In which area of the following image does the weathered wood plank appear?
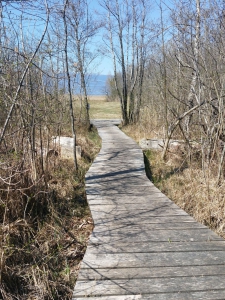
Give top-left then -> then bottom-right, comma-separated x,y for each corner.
87,194 -> 172,205
80,250 -> 225,269
86,192 -> 168,203
77,264 -> 225,280
88,201 -> 183,212
85,168 -> 144,174
87,240 -> 225,253
86,186 -> 160,195
89,164 -> 145,169
92,215 -> 196,226
86,184 -> 157,192
73,290 -> 225,300
90,210 -> 191,225
92,222 -> 205,231
90,203 -> 186,213
73,296 -> 143,300
91,214 -> 195,228
73,276 -> 225,296
89,228 -> 221,244
86,165 -> 144,171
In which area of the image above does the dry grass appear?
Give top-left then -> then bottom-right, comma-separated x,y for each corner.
121,108 -> 165,142
122,124 -> 156,142
0,126 -> 101,300
144,149 -> 225,239
88,95 -> 106,101
89,99 -> 121,120
164,168 -> 225,237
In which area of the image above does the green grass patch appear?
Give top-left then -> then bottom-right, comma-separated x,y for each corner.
89,99 -> 121,119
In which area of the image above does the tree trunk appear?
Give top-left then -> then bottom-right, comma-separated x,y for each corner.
63,0 -> 78,171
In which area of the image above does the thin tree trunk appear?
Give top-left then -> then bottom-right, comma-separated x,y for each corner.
162,100 -> 206,160
160,0 -> 168,138
63,0 -> 78,171
185,0 -> 201,136
107,9 -> 124,122
76,37 -> 90,127
116,0 -> 128,124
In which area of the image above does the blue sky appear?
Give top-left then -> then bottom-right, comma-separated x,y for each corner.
89,0 -> 173,75
1,0 -> 173,75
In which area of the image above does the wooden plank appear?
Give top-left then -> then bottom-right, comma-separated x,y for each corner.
91,215 -> 203,227
80,251 -> 225,269
89,161 -> 143,166
86,192 -> 166,202
86,192 -> 166,201
73,275 -> 225,296
89,230 -> 220,244
95,152 -> 143,157
86,184 -> 157,194
73,290 -> 225,300
93,152 -> 143,158
90,210 -> 190,222
92,222 -> 205,232
90,119 -> 122,124
87,194 -> 171,205
88,166 -> 145,172
91,225 -> 211,235
86,180 -> 153,188
86,180 -> 146,186
88,201 -> 182,212
85,175 -> 153,183
87,240 -> 225,253
89,159 -> 143,165
77,264 -> 225,280
89,228 -> 220,244
85,174 -> 146,182
92,161 -> 143,165
85,170 -> 144,179
90,202 -> 189,213
85,172 -> 147,184
73,296 -> 142,300
85,172 -> 146,179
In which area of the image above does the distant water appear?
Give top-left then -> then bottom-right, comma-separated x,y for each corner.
69,74 -> 111,96
86,74 -> 110,96
55,73 -> 111,96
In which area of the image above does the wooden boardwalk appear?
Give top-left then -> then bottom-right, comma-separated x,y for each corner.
73,120 -> 225,299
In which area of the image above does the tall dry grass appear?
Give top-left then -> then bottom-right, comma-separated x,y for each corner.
144,149 -> 225,238
122,107 -> 164,141
0,126 -> 101,300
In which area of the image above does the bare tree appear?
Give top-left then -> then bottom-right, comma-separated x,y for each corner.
63,0 -> 78,170
101,0 -> 148,125
66,0 -> 100,127
0,0 -> 50,149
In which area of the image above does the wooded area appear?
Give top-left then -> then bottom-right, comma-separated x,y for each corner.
1,0 -> 225,187
105,0 -> 225,183
0,1 -> 100,298
1,0 -> 225,298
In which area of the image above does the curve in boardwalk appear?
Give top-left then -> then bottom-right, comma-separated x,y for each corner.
73,120 -> 225,300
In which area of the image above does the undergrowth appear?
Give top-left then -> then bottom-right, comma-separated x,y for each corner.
144,149 -> 225,239
0,126 -> 101,300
